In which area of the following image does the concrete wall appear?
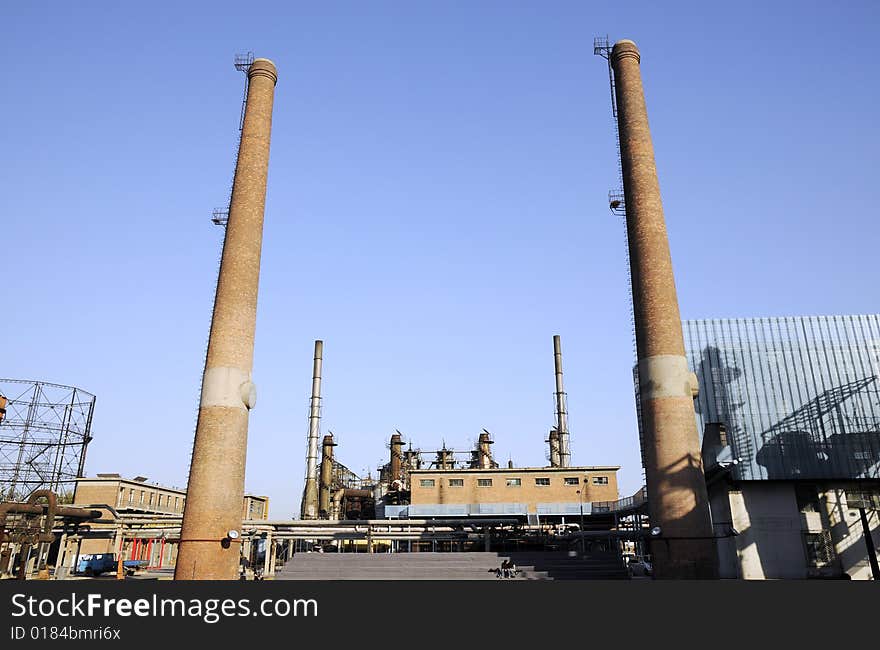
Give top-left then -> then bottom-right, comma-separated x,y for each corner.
410,467 -> 619,512
825,487 -> 880,580
707,481 -> 740,578
728,483 -> 806,579
709,480 -> 880,580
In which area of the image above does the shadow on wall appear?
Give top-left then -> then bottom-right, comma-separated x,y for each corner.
696,345 -> 880,481
645,451 -> 718,578
757,431 -> 880,480
694,346 -> 746,454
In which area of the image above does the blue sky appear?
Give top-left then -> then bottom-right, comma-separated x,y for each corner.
2,1 -> 878,517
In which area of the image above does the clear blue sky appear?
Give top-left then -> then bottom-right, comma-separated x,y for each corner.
2,1 -> 878,517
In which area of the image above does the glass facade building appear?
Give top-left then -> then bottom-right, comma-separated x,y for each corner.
681,315 -> 880,481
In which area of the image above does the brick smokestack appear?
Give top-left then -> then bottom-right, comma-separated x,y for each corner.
548,428 -> 560,467
300,340 -> 323,520
390,432 -> 403,483
319,434 -> 335,517
176,58 -> 278,580
611,40 -> 717,578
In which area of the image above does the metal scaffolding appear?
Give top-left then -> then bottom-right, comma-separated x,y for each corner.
211,51 -> 255,228
0,379 -> 95,502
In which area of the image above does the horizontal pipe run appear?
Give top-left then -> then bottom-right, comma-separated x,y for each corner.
243,518 -> 520,527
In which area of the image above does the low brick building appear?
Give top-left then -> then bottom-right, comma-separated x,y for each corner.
70,474 -> 269,565
407,466 -> 619,517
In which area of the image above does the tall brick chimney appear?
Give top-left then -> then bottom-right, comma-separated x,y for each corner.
176,58 -> 278,580
611,40 -> 717,578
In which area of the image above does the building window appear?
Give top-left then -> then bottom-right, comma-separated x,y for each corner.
449,479 -> 464,487
592,476 -> 609,485
477,479 -> 493,487
174,497 -> 180,511
535,478 -> 550,486
419,479 -> 435,488
140,491 -> 145,505
564,477 -> 579,486
846,489 -> 880,510
118,488 -> 124,506
128,489 -> 134,505
506,478 -> 521,487
803,531 -> 836,567
157,495 -> 163,508
148,493 -> 154,506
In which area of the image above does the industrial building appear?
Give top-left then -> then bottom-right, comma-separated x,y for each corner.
684,315 -> 880,579
57,474 -> 269,567
72,474 -> 268,522
406,466 -> 619,518
9,40 -> 876,582
299,335 -> 628,531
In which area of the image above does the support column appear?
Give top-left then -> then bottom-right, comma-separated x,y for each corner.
72,537 -> 82,575
611,39 -> 717,578
176,58 -> 278,580
54,533 -> 68,579
265,532 -> 275,577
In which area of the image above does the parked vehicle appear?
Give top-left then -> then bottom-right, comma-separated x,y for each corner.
76,553 -> 146,577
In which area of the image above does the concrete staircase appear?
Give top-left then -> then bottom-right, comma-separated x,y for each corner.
506,551 -> 629,580
275,551 -> 628,581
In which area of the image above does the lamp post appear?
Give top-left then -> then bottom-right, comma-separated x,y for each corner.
576,490 -> 586,555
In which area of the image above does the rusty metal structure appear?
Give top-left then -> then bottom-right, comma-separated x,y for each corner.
177,56 -> 278,580
596,39 -> 717,578
473,431 -> 498,469
0,489 -> 100,580
0,379 -> 95,503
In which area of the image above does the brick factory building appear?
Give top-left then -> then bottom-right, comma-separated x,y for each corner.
69,474 -> 269,566
405,466 -> 619,518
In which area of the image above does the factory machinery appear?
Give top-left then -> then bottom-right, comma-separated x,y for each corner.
299,334 -> 576,524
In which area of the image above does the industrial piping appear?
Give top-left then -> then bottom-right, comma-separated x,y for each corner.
300,340 -> 324,520
176,57 -> 278,581
553,335 -> 571,467
610,39 -> 717,578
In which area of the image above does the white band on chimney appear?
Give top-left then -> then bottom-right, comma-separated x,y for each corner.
200,366 -> 256,410
638,355 -> 699,400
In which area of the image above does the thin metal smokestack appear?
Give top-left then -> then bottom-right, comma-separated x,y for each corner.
300,340 -> 323,520
553,335 -> 571,467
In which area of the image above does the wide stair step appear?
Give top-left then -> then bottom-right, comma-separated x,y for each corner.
275,552 -> 629,581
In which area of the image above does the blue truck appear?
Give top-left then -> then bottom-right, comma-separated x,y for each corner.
76,554 -> 146,577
